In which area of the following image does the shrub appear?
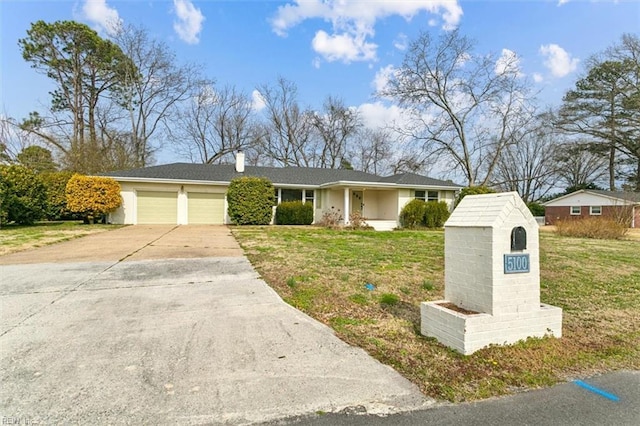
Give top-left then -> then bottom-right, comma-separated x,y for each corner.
399,199 -> 427,229
345,211 -> 373,230
424,201 -> 450,228
527,201 -> 545,217
0,165 -> 47,225
454,186 -> 496,207
317,207 -> 343,228
226,176 -> 275,225
41,171 -> 74,220
555,218 -> 628,240
275,201 -> 313,225
65,174 -> 122,223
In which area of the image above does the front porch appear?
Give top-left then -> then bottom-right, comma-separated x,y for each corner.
321,187 -> 400,229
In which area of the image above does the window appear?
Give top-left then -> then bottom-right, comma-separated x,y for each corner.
281,189 -> 303,202
590,206 -> 602,215
427,191 -> 439,202
415,190 -> 426,201
304,190 -> 314,205
570,206 -> 581,215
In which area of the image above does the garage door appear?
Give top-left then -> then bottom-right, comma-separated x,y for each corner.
137,191 -> 178,224
188,192 -> 225,224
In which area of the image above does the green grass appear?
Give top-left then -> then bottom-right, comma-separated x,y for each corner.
0,221 -> 123,255
232,226 -> 640,402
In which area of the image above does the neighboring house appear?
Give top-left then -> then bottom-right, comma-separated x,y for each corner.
543,190 -> 640,228
103,154 -> 463,230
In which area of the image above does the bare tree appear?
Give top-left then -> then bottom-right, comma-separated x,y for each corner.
553,140 -> 608,190
349,127 -> 392,174
172,82 -> 259,164
311,96 -> 361,168
1,116 -> 34,164
112,23 -> 202,167
257,77 -> 314,167
491,113 -> 559,202
381,29 -> 534,186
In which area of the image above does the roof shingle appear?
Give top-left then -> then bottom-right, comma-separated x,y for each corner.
104,163 -> 463,188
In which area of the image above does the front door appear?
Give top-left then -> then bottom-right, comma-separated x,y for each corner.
351,191 -> 363,215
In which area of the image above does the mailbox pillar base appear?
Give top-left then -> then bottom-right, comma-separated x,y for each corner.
420,301 -> 562,356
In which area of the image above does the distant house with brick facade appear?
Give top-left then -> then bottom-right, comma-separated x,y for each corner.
543,190 -> 640,228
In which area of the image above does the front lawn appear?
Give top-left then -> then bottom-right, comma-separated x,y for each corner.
0,221 -> 123,256
232,226 -> 640,402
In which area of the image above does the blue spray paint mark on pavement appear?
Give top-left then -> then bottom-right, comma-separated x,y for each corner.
573,380 -> 620,402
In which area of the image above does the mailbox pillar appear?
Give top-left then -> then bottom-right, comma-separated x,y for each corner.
421,192 -> 562,355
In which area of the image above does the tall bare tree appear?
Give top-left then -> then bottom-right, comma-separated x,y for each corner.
553,140 -> 608,191
492,112 -> 559,202
112,24 -> 201,167
350,127 -> 392,175
172,82 -> 259,164
381,29 -> 534,186
257,77 -> 314,167
311,96 -> 361,168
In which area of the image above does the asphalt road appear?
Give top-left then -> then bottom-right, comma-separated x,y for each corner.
271,370 -> 640,426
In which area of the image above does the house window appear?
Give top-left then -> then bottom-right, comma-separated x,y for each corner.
427,191 -> 439,202
415,190 -> 426,201
590,206 -> 602,215
570,206 -> 581,215
282,189 -> 303,202
304,190 -> 314,205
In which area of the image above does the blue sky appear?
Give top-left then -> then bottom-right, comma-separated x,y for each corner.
1,0 -> 639,164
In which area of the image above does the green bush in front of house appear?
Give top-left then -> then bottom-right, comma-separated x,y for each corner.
226,176 -> 275,225
399,199 -> 427,229
424,201 -> 450,228
275,201 -> 314,225
400,199 -> 450,229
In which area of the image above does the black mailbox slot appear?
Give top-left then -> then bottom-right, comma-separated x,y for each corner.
511,226 -> 527,251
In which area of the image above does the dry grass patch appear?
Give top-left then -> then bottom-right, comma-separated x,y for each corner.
0,221 -> 123,256
555,218 -> 628,239
232,227 -> 640,402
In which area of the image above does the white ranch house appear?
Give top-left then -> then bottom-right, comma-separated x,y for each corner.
104,154 -> 462,230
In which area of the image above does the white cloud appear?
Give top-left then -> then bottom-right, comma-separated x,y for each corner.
373,64 -> 397,94
533,73 -> 544,83
557,0 -> 570,6
271,1 -> 463,64
539,44 -> 579,78
81,0 -> 122,35
495,48 -> 523,77
173,0 -> 205,45
394,33 -> 408,51
251,90 -> 266,111
312,30 -> 377,63
358,101 -> 408,129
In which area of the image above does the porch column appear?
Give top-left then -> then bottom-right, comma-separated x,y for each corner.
344,187 -> 350,225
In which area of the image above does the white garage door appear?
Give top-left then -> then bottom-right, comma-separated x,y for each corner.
137,191 -> 178,224
188,192 -> 225,224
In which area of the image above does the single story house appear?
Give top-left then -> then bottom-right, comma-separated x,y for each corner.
543,189 -> 640,228
104,153 -> 463,230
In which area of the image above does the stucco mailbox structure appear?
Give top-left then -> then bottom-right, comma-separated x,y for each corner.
421,192 -> 562,355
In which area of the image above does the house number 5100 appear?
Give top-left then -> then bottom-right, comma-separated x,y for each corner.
504,254 -> 530,274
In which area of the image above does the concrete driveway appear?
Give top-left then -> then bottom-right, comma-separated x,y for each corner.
0,226 -> 430,424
